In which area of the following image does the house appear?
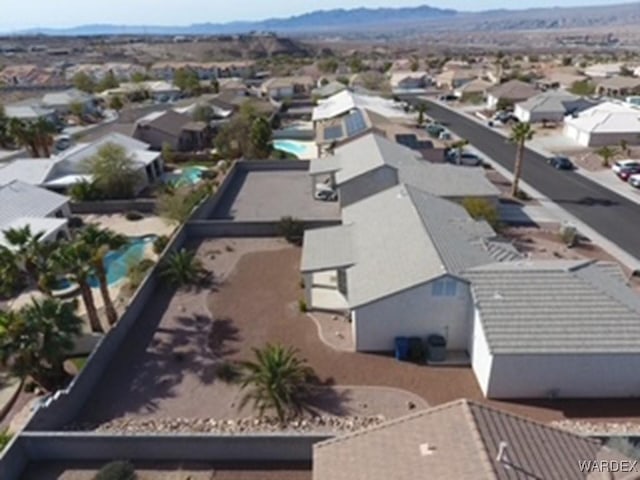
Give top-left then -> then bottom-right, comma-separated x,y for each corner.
311,80 -> 347,99
537,70 -> 588,90
3,101 -> 58,123
312,90 -> 408,124
133,110 -> 210,152
596,76 -> 640,97
514,90 -> 597,123
485,80 -> 538,110
0,181 -> 71,248
309,133 -> 498,208
0,133 -> 163,193
313,399 -> 635,480
41,88 -> 97,115
300,184 -> 517,352
260,76 -> 315,100
435,70 -> 477,90
585,62 -> 623,78
453,78 -> 493,101
466,260 -> 640,398
563,101 -> 640,147
389,71 -> 430,91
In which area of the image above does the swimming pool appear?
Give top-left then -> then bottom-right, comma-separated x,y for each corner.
273,140 -> 309,158
165,166 -> 207,186
55,235 -> 156,289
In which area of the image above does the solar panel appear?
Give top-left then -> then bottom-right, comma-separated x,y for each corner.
344,110 -> 368,137
324,125 -> 344,141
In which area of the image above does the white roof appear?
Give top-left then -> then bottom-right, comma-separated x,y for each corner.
0,159 -> 58,186
4,104 -> 55,120
0,216 -> 68,249
43,174 -> 93,188
42,88 -> 92,107
0,181 -> 69,228
312,90 -> 408,122
564,101 -> 640,134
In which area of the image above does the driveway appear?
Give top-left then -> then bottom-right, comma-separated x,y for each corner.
411,99 -> 640,261
210,169 -> 340,221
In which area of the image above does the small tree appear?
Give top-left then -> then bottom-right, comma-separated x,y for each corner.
569,80 -> 596,96
69,101 -> 85,122
173,68 -> 200,95
161,142 -> 174,164
97,71 -> 119,92
73,72 -> 96,93
596,146 -> 617,167
620,139 -> 631,157
160,249 -> 206,288
249,117 -> 272,159
108,95 -> 124,112
462,197 -> 501,231
417,104 -> 427,127
279,217 -> 304,246
211,78 -> 220,94
86,143 -> 141,199
94,460 -> 137,480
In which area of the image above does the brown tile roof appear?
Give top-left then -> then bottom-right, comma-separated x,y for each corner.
139,110 -> 194,137
487,79 -> 538,100
313,399 -> 634,480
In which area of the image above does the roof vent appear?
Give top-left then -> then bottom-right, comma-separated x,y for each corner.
493,292 -> 503,300
419,443 -> 436,456
496,441 -> 511,468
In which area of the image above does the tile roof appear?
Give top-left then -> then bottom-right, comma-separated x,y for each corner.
487,80 -> 538,100
564,101 -> 640,133
313,399 -> 633,480
517,90 -> 596,114
464,260 -> 640,354
300,224 -> 355,273
312,90 -> 408,122
0,159 -> 58,186
42,88 -> 93,107
0,181 -> 69,227
136,109 -> 194,137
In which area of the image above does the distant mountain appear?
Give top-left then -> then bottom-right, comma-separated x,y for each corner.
9,2 -> 640,37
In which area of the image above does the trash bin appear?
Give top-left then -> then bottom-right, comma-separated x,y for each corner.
408,337 -> 425,362
426,334 -> 447,363
395,337 -> 409,361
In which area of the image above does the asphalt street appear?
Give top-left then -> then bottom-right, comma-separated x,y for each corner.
409,98 -> 640,262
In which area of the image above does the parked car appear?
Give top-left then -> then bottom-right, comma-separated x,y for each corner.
53,135 -> 73,153
612,160 -> 640,181
629,173 -> 640,189
446,150 -> 483,167
426,123 -> 445,138
439,94 -> 458,102
314,184 -> 337,202
547,156 -> 574,170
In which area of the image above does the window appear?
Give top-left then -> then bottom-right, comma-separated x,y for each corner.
432,278 -> 457,297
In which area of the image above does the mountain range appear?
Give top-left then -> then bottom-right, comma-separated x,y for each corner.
8,2 -> 640,36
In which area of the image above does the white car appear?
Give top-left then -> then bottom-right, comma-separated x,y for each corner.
629,173 -> 640,188
612,159 -> 640,178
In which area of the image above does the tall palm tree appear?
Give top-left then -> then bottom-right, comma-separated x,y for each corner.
2,226 -> 47,287
238,344 -> 314,422
0,298 -> 82,391
596,145 -> 617,167
8,118 -> 38,157
32,118 -> 56,157
52,241 -> 103,334
0,246 -> 23,298
508,122 -> 535,197
80,225 -> 127,326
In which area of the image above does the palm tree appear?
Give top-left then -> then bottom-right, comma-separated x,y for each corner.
596,145 -> 617,167
8,118 -> 38,157
238,344 -> 314,422
2,226 -> 47,287
52,241 -> 103,333
0,298 -> 82,391
508,122 -> 535,197
80,225 -> 127,326
32,118 -> 56,157
619,139 -> 631,157
0,246 -> 23,298
417,104 -> 427,127
160,249 -> 205,287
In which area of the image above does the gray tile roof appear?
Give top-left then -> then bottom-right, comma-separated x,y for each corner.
338,184 -> 500,307
0,159 -> 58,186
464,260 -> 640,354
313,399 -> 631,480
487,79 -> 538,100
300,225 -> 354,272
0,180 -> 69,228
322,132 -> 498,198
516,90 -> 596,114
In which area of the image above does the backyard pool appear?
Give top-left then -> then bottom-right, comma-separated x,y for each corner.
272,140 -> 315,159
164,166 -> 208,186
55,235 -> 157,290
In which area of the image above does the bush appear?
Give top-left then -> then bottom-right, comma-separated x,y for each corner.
125,210 -> 144,221
201,169 -> 218,180
279,216 -> 305,245
152,235 -> 170,255
94,460 -> 137,480
67,216 -> 85,229
298,299 -> 308,313
0,429 -> 12,453
461,197 -> 501,231
126,258 -> 156,291
69,180 -> 103,201
560,225 -> 578,248
514,189 -> 531,201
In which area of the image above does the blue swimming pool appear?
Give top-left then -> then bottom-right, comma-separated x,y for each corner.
55,235 -> 156,289
273,140 -> 309,158
165,166 -> 207,186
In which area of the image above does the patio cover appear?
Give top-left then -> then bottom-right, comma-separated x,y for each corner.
301,224 -> 355,273
309,156 -> 342,176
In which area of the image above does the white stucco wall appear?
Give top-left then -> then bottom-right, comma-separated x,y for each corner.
352,276 -> 473,352
516,106 -> 565,123
513,104 -> 531,123
338,166 -> 398,208
470,309 -> 493,396
486,94 -> 499,110
485,353 -> 640,399
564,124 -> 640,148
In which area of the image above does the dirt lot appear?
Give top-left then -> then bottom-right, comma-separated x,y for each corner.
21,462 -> 311,480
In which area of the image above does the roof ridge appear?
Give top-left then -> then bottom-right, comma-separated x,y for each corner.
461,401 -> 499,480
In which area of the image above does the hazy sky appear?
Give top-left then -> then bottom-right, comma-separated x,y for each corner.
1,0 -> 630,30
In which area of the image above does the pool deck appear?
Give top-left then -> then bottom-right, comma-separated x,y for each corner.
274,140 -> 317,160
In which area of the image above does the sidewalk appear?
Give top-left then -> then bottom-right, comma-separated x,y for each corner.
427,99 -> 640,272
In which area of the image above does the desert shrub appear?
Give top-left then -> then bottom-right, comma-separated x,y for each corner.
560,225 -> 578,247
69,180 -> 103,201
461,197 -> 501,231
298,299 -> 308,313
67,216 -> 85,229
0,429 -> 12,453
126,258 -> 156,291
152,235 -> 170,255
514,189 -> 531,201
93,460 -> 137,480
279,216 -> 304,245
201,169 -> 218,180
124,210 -> 144,221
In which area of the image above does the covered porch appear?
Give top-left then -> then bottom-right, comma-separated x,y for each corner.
300,224 -> 353,314
308,156 -> 340,199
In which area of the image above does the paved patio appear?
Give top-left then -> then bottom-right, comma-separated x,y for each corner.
210,169 -> 340,221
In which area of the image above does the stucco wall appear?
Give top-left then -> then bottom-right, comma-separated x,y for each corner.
339,166 -> 398,208
352,276 -> 473,352
470,308 -> 493,396
69,199 -> 157,215
486,353 -> 640,399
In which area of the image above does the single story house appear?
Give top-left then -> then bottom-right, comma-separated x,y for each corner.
102,81 -> 181,103
300,183 -> 518,352
536,71 -> 588,90
309,133 -> 498,207
312,90 -> 408,124
41,88 -> 97,115
311,80 -> 347,99
0,133 -> 163,192
3,102 -> 57,123
486,80 -> 538,110
0,180 -> 71,248
453,78 -> 493,100
563,101 -> 640,147
596,76 -> 640,97
389,71 -> 430,90
585,62 -> 623,78
466,260 -> 640,398
260,76 -> 314,100
313,399 -> 634,480
133,110 -> 211,152
514,90 -> 597,123
435,70 -> 477,90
